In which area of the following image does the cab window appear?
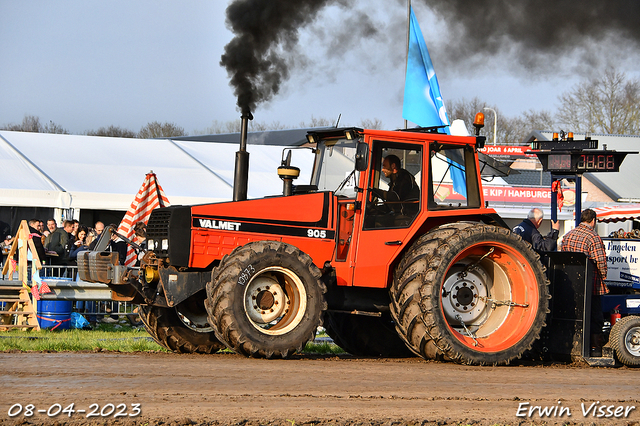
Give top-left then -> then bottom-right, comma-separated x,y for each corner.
363,142 -> 422,229
429,143 -> 480,209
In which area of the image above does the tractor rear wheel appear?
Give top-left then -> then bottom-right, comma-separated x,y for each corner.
139,297 -> 224,354
390,222 -> 550,365
324,311 -> 414,357
610,315 -> 640,367
206,241 -> 327,358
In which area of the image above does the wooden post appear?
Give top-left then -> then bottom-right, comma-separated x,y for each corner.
0,220 -> 41,330
1,220 -> 43,278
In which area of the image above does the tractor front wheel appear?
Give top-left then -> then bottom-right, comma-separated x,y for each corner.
206,241 -> 327,358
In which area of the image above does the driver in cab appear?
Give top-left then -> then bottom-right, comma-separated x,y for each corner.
372,155 -> 420,218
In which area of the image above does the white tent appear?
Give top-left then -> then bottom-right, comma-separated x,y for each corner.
0,131 -> 315,211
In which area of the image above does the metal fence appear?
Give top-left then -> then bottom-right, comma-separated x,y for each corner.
0,263 -> 140,325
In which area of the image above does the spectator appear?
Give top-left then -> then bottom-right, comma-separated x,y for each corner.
71,225 -> 97,326
61,220 -> 76,263
71,219 -> 80,239
108,223 -> 127,265
513,208 -> 560,251
88,221 -> 105,250
43,218 -> 56,238
96,223 -> 126,324
27,219 -> 47,264
0,220 -> 10,242
37,221 -> 46,245
561,208 -> 608,356
69,225 -> 91,262
44,219 -> 69,263
94,221 -> 105,236
1,220 -> 13,273
133,221 -> 147,265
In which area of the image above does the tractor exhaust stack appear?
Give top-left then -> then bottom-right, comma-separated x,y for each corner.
233,112 -> 253,201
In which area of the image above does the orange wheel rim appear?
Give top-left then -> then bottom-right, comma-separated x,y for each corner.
440,241 -> 540,353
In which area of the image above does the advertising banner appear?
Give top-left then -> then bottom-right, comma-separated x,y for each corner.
603,238 -> 640,289
478,145 -> 537,157
434,183 -> 576,205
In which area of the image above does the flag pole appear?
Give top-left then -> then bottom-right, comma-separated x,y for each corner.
404,0 -> 411,129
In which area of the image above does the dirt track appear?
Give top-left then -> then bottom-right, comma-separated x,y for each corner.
0,352 -> 638,426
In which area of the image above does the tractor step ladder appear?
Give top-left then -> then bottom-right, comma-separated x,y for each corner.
0,284 -> 40,330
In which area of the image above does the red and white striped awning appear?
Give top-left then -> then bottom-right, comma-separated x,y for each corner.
594,203 -> 640,223
117,171 -> 170,267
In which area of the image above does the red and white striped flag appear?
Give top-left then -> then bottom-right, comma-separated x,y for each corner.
117,171 -> 170,267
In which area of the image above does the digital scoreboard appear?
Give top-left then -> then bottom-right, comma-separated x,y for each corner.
539,151 -> 629,173
529,135 -> 637,227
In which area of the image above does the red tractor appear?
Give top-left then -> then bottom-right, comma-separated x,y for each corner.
79,122 -> 550,365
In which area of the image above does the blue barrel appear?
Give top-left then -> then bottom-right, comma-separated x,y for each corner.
37,300 -> 73,330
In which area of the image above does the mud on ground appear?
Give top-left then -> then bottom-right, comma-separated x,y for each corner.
0,352 -> 638,426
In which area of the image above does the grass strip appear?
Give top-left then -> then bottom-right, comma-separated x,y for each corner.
0,324 -> 166,352
0,323 -> 345,354
303,340 -> 346,355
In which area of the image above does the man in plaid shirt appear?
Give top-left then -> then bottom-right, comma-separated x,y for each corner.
561,208 -> 609,355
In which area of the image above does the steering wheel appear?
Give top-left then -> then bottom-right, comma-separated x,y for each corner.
367,187 -> 394,216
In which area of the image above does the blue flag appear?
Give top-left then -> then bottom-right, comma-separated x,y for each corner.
403,7 -> 466,196
403,7 -> 449,129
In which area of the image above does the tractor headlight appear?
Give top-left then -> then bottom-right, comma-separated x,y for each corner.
148,240 -> 155,251
161,239 -> 169,250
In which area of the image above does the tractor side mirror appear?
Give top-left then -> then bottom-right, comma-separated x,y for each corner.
355,142 -> 369,171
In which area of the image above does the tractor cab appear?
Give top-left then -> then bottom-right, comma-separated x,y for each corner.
300,127 -> 501,291
305,127 -> 485,213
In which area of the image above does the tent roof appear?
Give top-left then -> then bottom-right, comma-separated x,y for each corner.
171,127 -> 330,146
0,131 -> 315,210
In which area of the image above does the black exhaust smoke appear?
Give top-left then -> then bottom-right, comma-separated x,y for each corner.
220,1 -> 640,116
220,0 -> 640,202
417,0 -> 640,72
220,0 -> 337,115
221,0 -> 338,202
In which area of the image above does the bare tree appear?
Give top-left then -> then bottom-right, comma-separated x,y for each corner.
360,118 -> 383,129
42,120 -> 70,134
447,98 -> 554,144
446,97 -> 503,140
196,116 -> 337,135
197,119 -> 284,134
138,121 -> 186,139
506,110 -> 555,142
250,121 -> 288,131
557,68 -> 640,134
299,116 -> 334,128
2,115 -> 69,134
86,125 -> 137,138
196,120 -> 234,135
7,115 -> 42,132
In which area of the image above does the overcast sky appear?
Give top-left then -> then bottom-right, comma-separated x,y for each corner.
2,1 -> 639,135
